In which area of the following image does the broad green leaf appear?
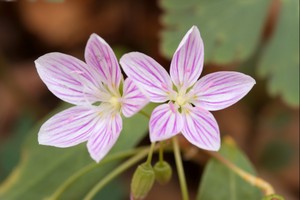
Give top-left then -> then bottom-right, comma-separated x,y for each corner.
197,137 -> 262,200
258,0 -> 299,107
160,0 -> 271,64
93,179 -> 125,200
0,113 -> 35,182
0,103 -> 154,200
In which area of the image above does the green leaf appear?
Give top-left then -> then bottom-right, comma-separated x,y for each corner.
160,0 -> 271,64
0,113 -> 35,182
0,103 -> 154,200
258,0 -> 299,107
197,137 -> 262,200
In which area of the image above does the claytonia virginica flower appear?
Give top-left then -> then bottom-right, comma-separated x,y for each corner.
35,34 -> 148,162
120,26 -> 255,151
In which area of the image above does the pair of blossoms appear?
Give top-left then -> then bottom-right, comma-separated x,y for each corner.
36,26 -> 255,162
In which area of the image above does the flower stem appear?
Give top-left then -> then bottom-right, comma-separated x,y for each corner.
83,146 -> 154,200
139,110 -> 151,119
159,142 -> 164,164
146,142 -> 156,165
48,147 -> 148,200
206,151 -> 275,195
172,137 -> 189,200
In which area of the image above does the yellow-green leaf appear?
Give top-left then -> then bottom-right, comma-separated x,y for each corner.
197,137 -> 262,200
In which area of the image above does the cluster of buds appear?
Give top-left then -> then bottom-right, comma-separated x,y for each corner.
131,160 -> 172,200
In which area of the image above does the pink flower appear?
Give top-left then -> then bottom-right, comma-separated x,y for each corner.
120,26 -> 255,151
35,34 -> 148,162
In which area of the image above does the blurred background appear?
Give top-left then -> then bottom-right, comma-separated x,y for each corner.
0,0 -> 299,200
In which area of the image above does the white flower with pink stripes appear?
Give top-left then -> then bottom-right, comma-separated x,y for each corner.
35,34 -> 148,162
120,26 -> 255,151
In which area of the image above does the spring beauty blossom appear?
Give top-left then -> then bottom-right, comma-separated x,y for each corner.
35,34 -> 148,162
120,26 -> 255,151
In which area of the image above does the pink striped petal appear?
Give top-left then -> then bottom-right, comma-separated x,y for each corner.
38,106 -> 100,148
85,33 -> 122,89
35,53 -> 109,105
149,103 -> 183,142
121,78 -> 149,117
170,26 -> 204,90
120,52 -> 173,103
190,72 -> 256,111
87,113 -> 122,162
182,106 -> 220,151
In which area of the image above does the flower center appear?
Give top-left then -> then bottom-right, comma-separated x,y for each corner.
169,88 -> 191,108
176,95 -> 186,106
109,96 -> 121,111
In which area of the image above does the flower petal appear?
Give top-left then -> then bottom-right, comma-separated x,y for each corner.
35,53 -> 110,105
38,106 -> 100,148
190,72 -> 256,111
182,106 -> 220,151
87,113 -> 122,162
85,33 -> 122,89
120,52 -> 173,103
170,26 -> 204,90
149,103 -> 183,142
121,78 -> 149,117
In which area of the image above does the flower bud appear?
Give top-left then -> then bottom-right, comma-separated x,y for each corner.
154,161 -> 172,185
131,163 -> 155,200
262,194 -> 285,200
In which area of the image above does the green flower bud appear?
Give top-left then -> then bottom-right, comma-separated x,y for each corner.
131,163 -> 155,200
262,194 -> 285,200
154,161 -> 172,185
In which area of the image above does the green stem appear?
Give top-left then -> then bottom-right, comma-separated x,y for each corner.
146,142 -> 156,165
83,147 -> 152,200
49,147 -> 147,200
159,142 -> 164,164
172,137 -> 189,200
139,110 -> 151,119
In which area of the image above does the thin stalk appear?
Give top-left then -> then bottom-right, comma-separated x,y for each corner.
83,147 -> 153,200
48,147 -> 147,200
138,110 -> 151,119
172,137 -> 189,200
159,142 -> 164,164
146,142 -> 156,165
206,151 -> 275,196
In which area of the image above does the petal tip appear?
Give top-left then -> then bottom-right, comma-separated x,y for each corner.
89,152 -> 103,163
186,25 -> 201,39
119,53 -> 129,64
120,51 -> 141,62
89,33 -> 107,44
90,33 -> 99,38
87,142 -> 107,163
37,131 -> 48,145
149,135 -> 157,143
34,53 -> 49,66
190,25 -> 199,33
198,141 -> 221,152
244,75 -> 256,89
250,77 -> 256,85
211,142 -> 221,151
37,138 -> 46,146
91,156 -> 101,163
149,133 -> 174,143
